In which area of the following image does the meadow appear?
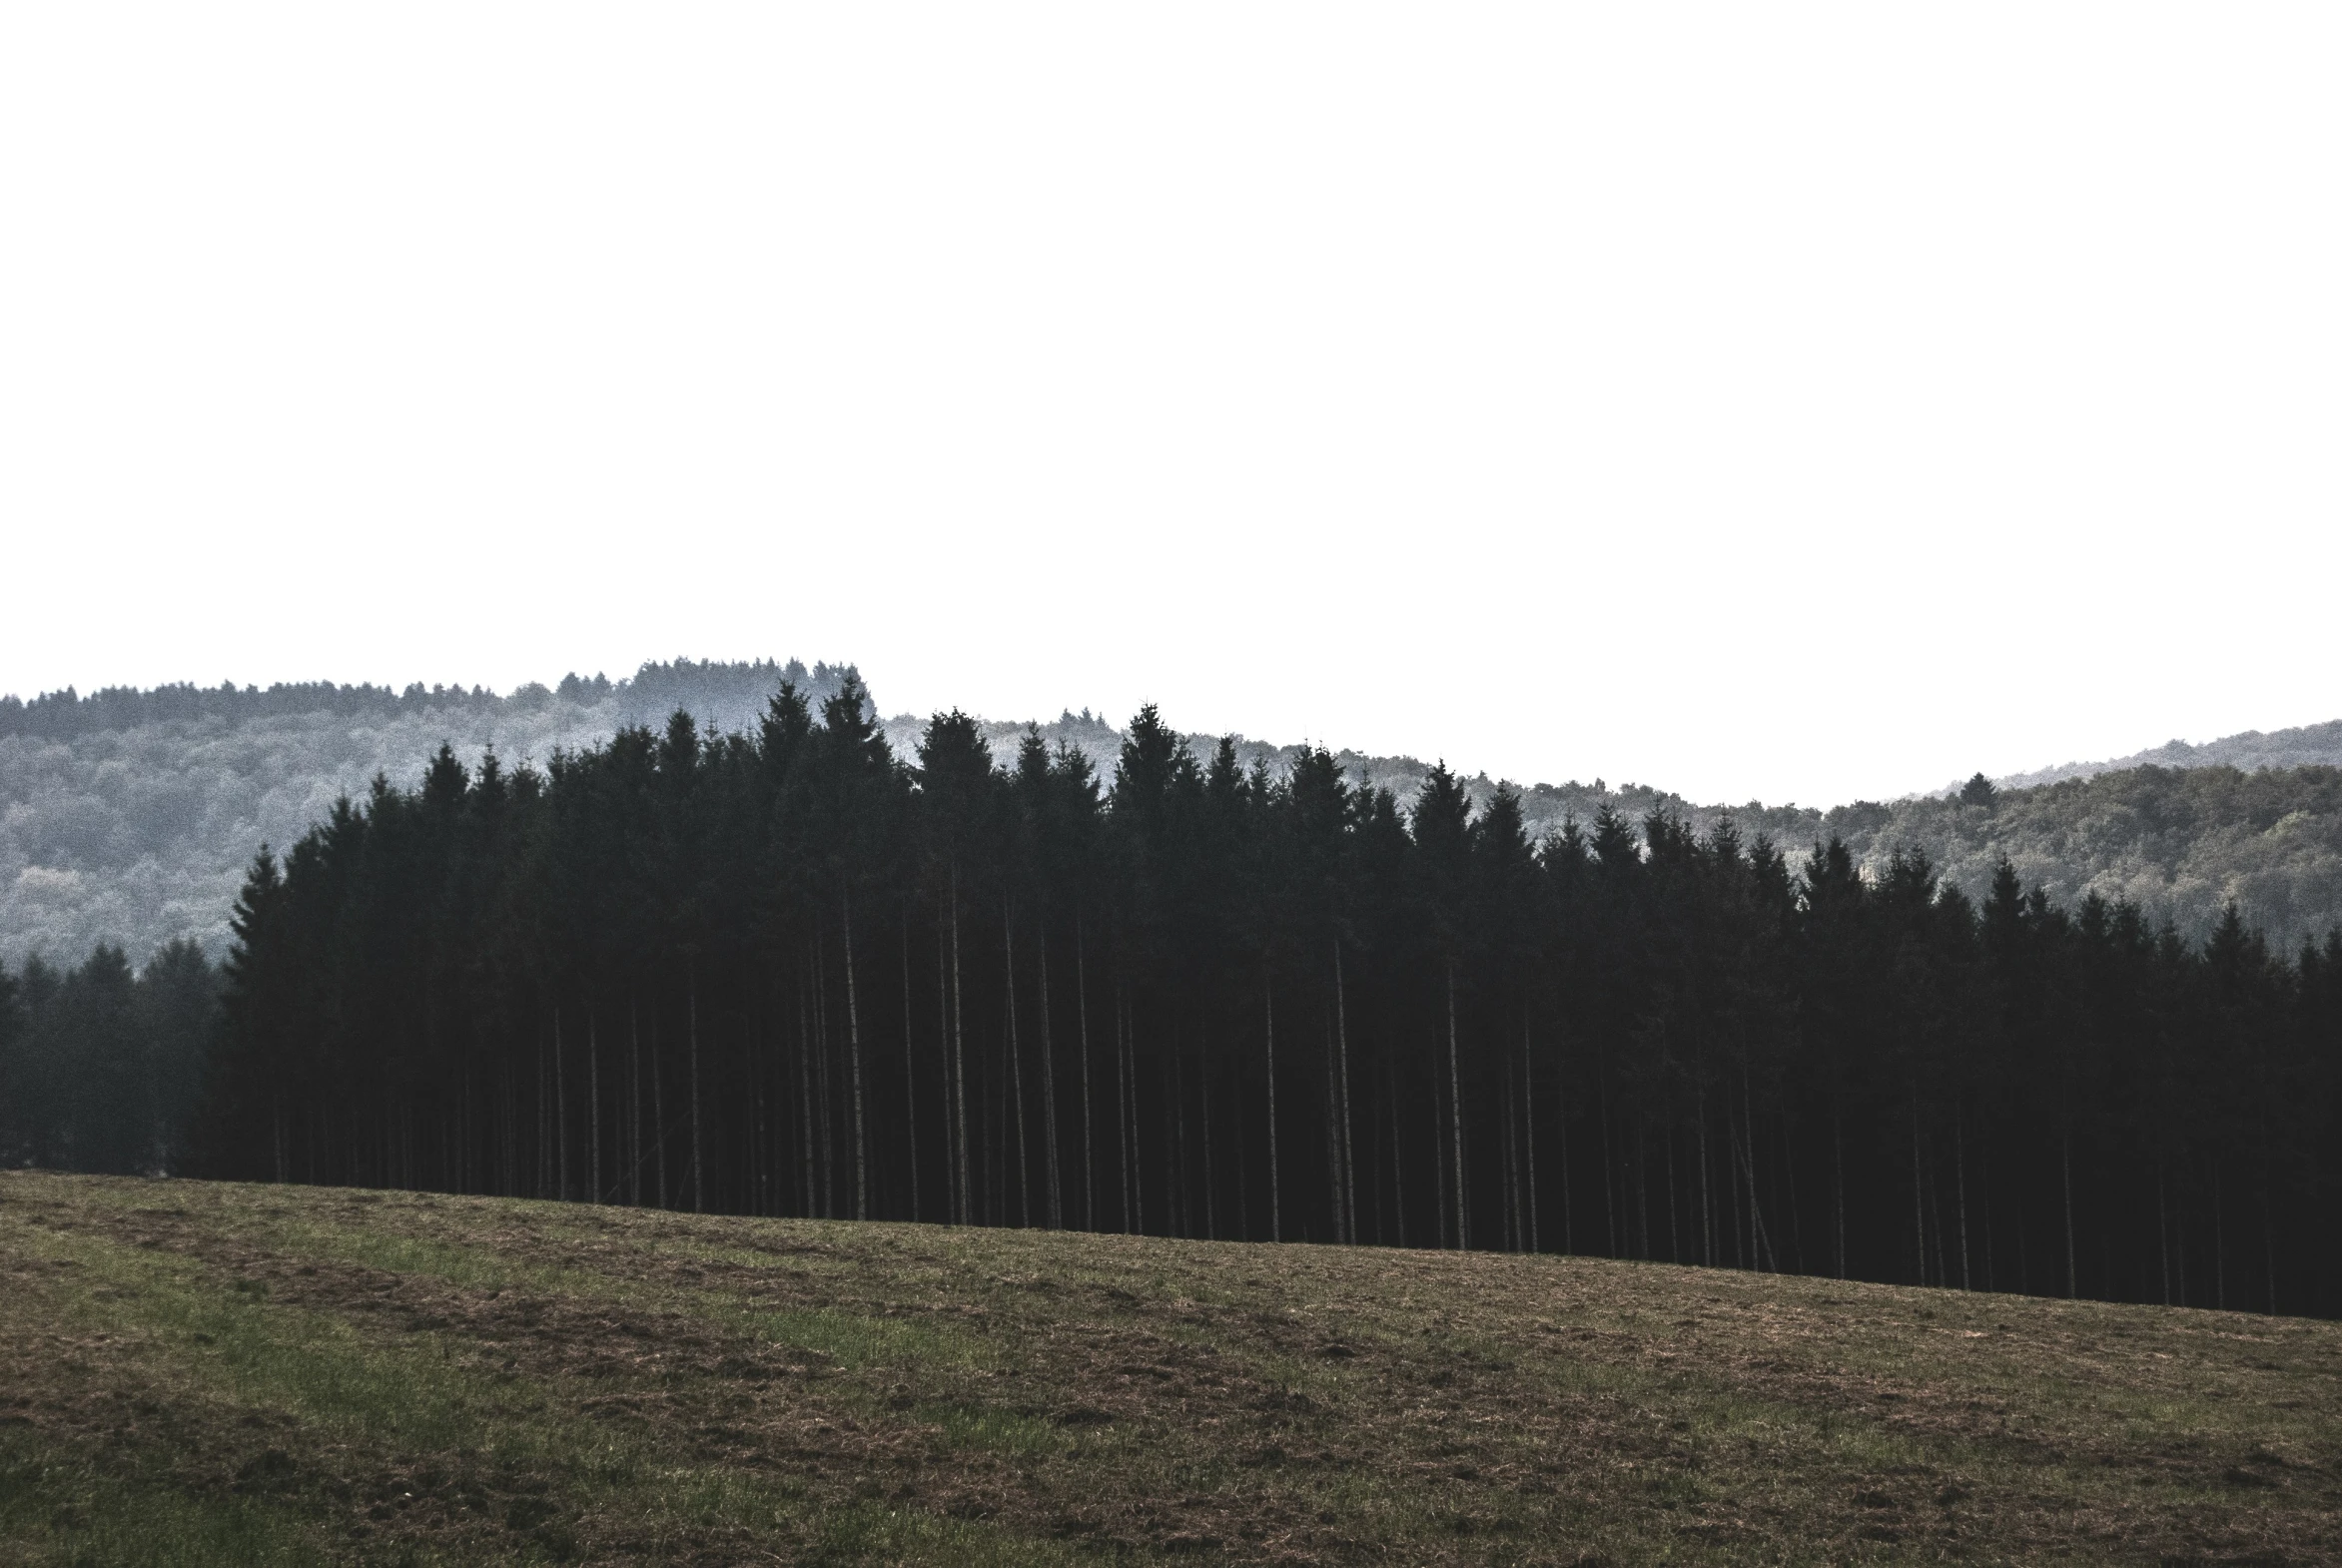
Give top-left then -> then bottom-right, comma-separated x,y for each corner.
1,1171 -> 2334,1565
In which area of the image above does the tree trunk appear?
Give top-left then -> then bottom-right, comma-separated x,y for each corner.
903,906 -> 919,1223
1077,910 -> 1095,1230
1124,987 -> 1143,1235
688,969 -> 704,1213
950,866 -> 970,1228
2158,1161 -> 2171,1305
1263,969 -> 1280,1242
844,888 -> 868,1221
555,1006 -> 570,1201
588,1007 -> 601,1203
1833,1102 -> 1846,1279
1912,1093 -> 1926,1284
2062,1121 -> 2078,1300
629,998 -> 642,1206
1555,1059 -> 1572,1256
1522,1020 -> 1539,1254
797,972 -> 815,1216
1004,898 -> 1029,1227
1122,989 -> 1143,1233
1387,1047 -> 1407,1248
1199,1048 -> 1215,1239
1698,1085 -> 1714,1267
1333,942 -> 1355,1244
1954,1099 -> 1969,1290
1446,961 -> 1466,1250
1039,917 -> 1062,1228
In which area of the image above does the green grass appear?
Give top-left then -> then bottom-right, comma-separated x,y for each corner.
3,1172 -> 2338,1565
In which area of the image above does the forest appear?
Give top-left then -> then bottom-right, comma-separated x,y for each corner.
9,662 -> 2341,970
170,681 -> 2342,1316
0,939 -> 216,1176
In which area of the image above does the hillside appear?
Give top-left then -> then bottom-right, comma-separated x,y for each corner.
1993,717 -> 2342,791
5,663 -> 2342,966
4,1173 -> 2336,1566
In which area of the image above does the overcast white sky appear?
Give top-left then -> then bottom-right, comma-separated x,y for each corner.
2,5 -> 2335,806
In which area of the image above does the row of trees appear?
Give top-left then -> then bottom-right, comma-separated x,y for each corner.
0,941 -> 218,1174
200,682 -> 2342,1314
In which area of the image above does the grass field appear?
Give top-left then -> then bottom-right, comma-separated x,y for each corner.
0,1172 -> 2334,1565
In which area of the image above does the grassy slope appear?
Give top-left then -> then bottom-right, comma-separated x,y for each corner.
0,1173 -> 2335,1566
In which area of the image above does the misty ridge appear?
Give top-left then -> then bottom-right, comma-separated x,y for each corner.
4,657 -> 2341,968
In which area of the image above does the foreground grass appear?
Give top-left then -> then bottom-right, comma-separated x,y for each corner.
1,1173 -> 2335,1564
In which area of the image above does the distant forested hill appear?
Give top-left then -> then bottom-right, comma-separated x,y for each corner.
1991,717 -> 2342,789
3,664 -> 2339,965
0,660 -> 858,966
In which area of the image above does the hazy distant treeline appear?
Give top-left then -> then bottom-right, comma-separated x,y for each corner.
0,658 -> 862,740
0,660 -> 860,964
199,683 -> 2342,1315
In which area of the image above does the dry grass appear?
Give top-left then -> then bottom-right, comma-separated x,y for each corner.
1,1171 -> 2336,1565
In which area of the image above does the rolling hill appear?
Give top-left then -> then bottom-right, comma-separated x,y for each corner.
4,663 -> 2340,967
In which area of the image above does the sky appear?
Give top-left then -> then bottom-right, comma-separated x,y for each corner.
2,5 -> 2336,808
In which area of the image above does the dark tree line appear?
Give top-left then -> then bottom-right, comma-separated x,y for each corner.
198,682 -> 2342,1314
0,941 -> 218,1174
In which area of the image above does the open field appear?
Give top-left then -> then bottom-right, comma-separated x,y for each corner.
0,1173 -> 2335,1565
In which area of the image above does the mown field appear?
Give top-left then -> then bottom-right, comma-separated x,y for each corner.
0,1172 -> 2335,1565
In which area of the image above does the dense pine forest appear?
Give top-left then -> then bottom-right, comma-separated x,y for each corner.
176,682 -> 2342,1316
0,940 -> 217,1175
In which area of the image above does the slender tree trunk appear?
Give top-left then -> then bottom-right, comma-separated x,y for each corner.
903,906 -> 919,1223
1912,1093 -> 1927,1284
1388,1047 -> 1408,1248
1955,1099 -> 1970,1290
688,968 -> 704,1213
937,898 -> 951,1221
1333,942 -> 1355,1245
815,936 -> 834,1217
1556,1059 -> 1572,1255
1176,1047 -> 1193,1238
1124,989 -> 1144,1233
629,999 -> 643,1206
2062,1121 -> 2078,1300
1263,967 -> 1280,1242
652,1007 -> 669,1209
1698,1085 -> 1715,1267
844,888 -> 868,1221
2213,1158 -> 2226,1311
555,1006 -> 570,1201
1600,1078 -> 1616,1257
1833,1102 -> 1846,1279
950,865 -> 971,1228
1200,1048 -> 1215,1239
1446,961 -> 1466,1250
588,1007 -> 602,1203
1004,898 -> 1029,1227
1434,1069 -> 1450,1251
2261,1166 -> 2277,1316
1780,1108 -> 1804,1276
1117,984 -> 1133,1233
2158,1161 -> 2171,1305
1039,918 -> 1062,1228
1320,1024 -> 1340,1242
1522,1020 -> 1539,1254
1077,910 -> 1095,1231
1662,1120 -> 1677,1261
797,969 -> 815,1217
